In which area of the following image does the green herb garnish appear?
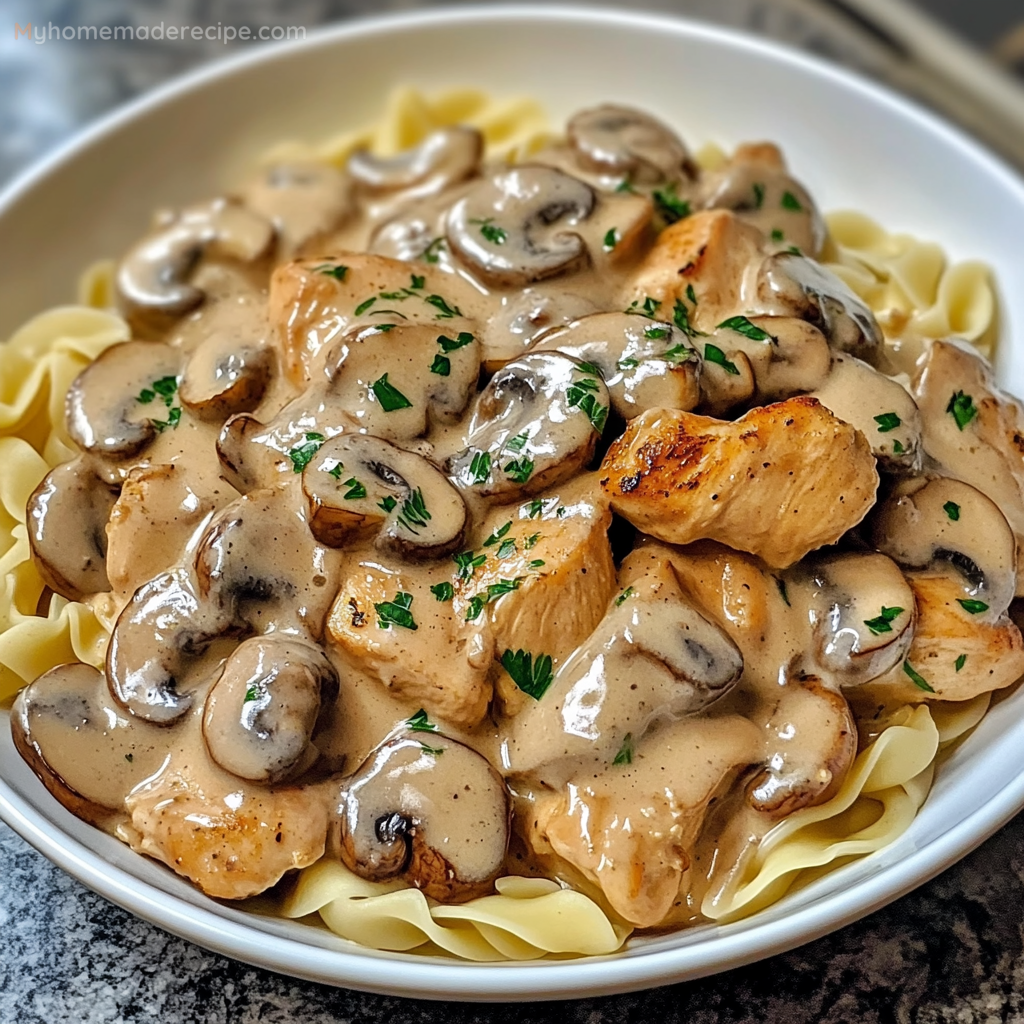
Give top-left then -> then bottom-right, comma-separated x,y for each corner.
288,432 -> 325,473
947,390 -> 978,430
944,501 -> 961,521
775,576 -> 790,606
613,733 -> 634,766
752,182 -> 765,209
244,684 -> 260,703
704,343 -> 740,376
496,538 -> 517,559
407,708 -> 438,732
425,294 -> 463,319
397,488 -> 431,533
644,324 -> 670,340
955,654 -> 967,672
470,217 -> 507,245
437,331 -> 475,353
771,228 -> 784,242
674,298 -> 706,338
312,263 -> 348,280
566,377 -> 608,433
652,183 -> 690,224
430,582 -> 454,603
468,450 -> 491,484
484,522 -> 512,546
354,296 -> 377,316
505,431 -> 529,453
958,598 -> 989,614
603,228 -> 619,251
378,495 -> 398,513
370,374 -> 413,412
903,660 -> 934,693
430,354 -> 450,376
500,648 -> 555,700
892,439 -> 906,454
526,499 -> 545,519
375,591 -> 417,631
686,283 -> 698,305
419,743 -> 444,757
453,550 -> 487,580
781,190 -> 804,211
524,532 -> 540,549
717,315 -> 773,342
864,606 -> 904,635
626,296 -> 662,318
342,477 -> 367,500
873,412 -> 901,432
505,457 -> 535,484
615,586 -> 635,607
420,237 -> 445,264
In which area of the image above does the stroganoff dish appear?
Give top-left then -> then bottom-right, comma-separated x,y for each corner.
2,90 -> 1018,959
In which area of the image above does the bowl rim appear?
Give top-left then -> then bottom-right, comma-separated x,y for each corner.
4,2 -> 1024,1002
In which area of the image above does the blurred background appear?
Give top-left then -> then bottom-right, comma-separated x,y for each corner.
2,0 -> 1024,189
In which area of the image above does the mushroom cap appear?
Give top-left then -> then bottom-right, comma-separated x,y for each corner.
871,477 -> 1017,620
202,636 -> 337,784
566,104 -> 691,184
117,198 -> 273,331
802,551 -> 916,687
65,340 -> 182,458
11,662 -> 165,825
447,352 -> 608,499
337,731 -> 510,901
179,337 -> 273,422
759,252 -> 884,365
348,126 -> 483,195
446,166 -> 596,287
302,433 -> 468,559
26,457 -> 118,601
533,311 -> 702,418
107,567 -> 233,724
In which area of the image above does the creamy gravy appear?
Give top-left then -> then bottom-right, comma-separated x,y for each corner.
14,103 -> 1024,928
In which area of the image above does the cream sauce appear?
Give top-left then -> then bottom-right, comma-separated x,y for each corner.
13,105 -> 1022,930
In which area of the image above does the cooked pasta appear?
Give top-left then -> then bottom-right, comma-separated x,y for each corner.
1,87 -> 1013,964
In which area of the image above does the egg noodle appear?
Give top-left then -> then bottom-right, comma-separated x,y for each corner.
0,87 -> 1000,959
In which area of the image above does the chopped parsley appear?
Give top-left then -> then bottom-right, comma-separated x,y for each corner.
437,331 -> 475,353
955,654 -> 967,672
375,591 -> 417,631
626,296 -> 662,319
138,375 -> 182,431
342,477 -> 367,500
704,342 -> 740,376
311,262 -> 348,280
775,576 -> 790,606
288,432 -> 325,473
603,228 -> 619,252
496,538 -> 517,559
464,595 -> 486,621
370,374 -> 413,412
717,315 -> 773,342
781,190 -> 804,211
947,390 -> 978,430
863,605 -> 904,635
420,237 -> 445,264
419,742 -> 444,757
505,431 -> 529,453
453,550 -> 487,580
430,582 -> 454,602
529,559 -> 545,570
354,296 -> 377,316
566,376 -> 608,433
673,298 -> 706,338
944,500 -> 961,521
505,457 -> 535,484
873,412 -> 901,433
771,228 -> 784,242
430,354 -> 451,376
327,462 -> 343,480
397,488 -> 431,533
615,586 -> 635,607
378,495 -> 398,513
526,499 -> 545,519
500,648 -> 555,700
613,733 -> 634,766
892,439 -> 906,455
615,177 -> 638,194
524,532 -> 540,549
752,182 -> 765,209
618,357 -> 640,370
644,324 -> 670,341
576,361 -> 603,377
652,183 -> 690,224
903,660 -> 934,693
244,685 -> 260,703
484,521 -> 513,547
957,598 -> 989,614
407,708 -> 438,732
470,217 -> 507,245
152,406 -> 182,433
686,283 -> 698,306
465,577 -> 526,621
425,294 -> 463,319
468,450 -> 491,484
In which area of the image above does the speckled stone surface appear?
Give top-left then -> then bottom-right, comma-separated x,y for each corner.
4,0 -> 1024,1019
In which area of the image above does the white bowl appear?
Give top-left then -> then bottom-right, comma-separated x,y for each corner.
3,4 -> 1024,1002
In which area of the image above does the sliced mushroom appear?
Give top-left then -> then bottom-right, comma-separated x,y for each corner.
601,398 -> 879,569
179,336 -> 273,422
242,161 -> 352,255
696,142 -> 825,256
65,341 -> 182,458
11,662 -> 166,825
758,252 -> 885,366
337,732 -> 510,901
348,126 -> 483,196
117,198 -> 274,331
802,551 -> 916,686
871,477 -> 1016,620
202,636 -> 337,784
532,312 -> 702,418
566,104 -> 691,184
912,338 -> 1024,591
447,167 -> 596,286
809,353 -> 922,471
27,457 -> 119,601
302,434 -> 468,558
504,556 -> 743,779
746,675 -> 856,816
698,347 -> 756,416
107,568 -> 234,725
713,315 -> 831,403
194,486 -> 339,638
447,353 -> 608,500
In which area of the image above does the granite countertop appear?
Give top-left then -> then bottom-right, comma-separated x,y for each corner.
4,0 -> 1024,1019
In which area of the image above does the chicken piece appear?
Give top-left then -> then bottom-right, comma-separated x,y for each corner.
859,574 -> 1024,704
914,339 -> 1024,591
528,714 -> 762,927
622,210 -> 766,334
452,481 -> 617,717
105,463 -> 231,605
326,560 -> 492,729
125,768 -> 330,900
269,252 -> 472,385
600,397 -> 878,568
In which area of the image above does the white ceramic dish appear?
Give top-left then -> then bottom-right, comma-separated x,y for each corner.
3,4 -> 1024,1002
